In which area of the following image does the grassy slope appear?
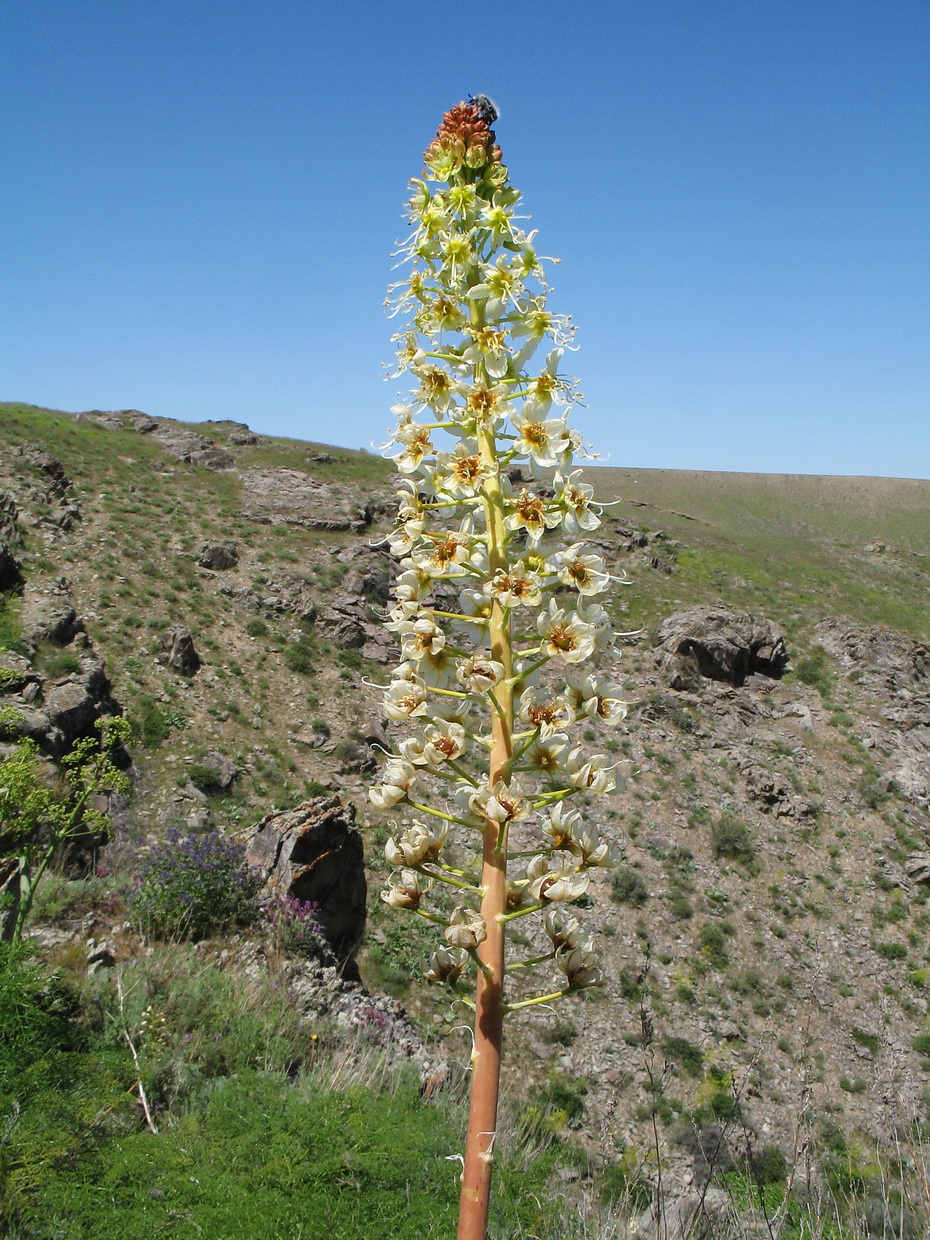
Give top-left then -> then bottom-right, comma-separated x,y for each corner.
3,402 -> 930,1237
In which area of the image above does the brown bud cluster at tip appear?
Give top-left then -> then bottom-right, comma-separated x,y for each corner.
423,101 -> 503,179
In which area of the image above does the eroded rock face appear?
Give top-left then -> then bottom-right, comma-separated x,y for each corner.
240,469 -> 374,533
158,626 -> 200,675
22,580 -> 83,646
656,607 -> 789,690
244,797 -> 366,961
0,492 -> 21,589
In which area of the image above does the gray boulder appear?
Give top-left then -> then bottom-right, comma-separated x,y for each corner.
245,797 -> 367,961
656,607 -> 789,689
198,540 -> 239,570
158,626 -> 200,675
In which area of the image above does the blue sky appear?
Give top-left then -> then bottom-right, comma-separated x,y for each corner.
2,1 -> 928,477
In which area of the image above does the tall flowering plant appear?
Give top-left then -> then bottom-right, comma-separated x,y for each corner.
375,98 -> 628,1240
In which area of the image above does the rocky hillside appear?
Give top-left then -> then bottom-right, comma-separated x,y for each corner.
2,400 -> 930,1206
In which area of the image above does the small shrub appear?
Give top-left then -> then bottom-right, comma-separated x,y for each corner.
264,891 -> 325,956
912,1034 -> 930,1055
699,921 -> 731,969
337,648 -> 363,670
43,652 -> 81,678
794,646 -> 834,697
611,866 -> 649,907
245,617 -> 269,638
127,828 -> 260,939
711,812 -> 756,868
850,1027 -> 880,1054
540,1018 -> 578,1047
875,940 -> 907,960
664,1036 -> 703,1077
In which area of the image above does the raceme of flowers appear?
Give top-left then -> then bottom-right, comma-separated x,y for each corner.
373,99 -> 630,1012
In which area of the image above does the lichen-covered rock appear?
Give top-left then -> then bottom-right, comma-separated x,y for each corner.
656,607 -> 789,689
244,797 -> 366,961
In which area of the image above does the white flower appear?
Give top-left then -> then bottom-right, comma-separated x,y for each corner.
565,747 -> 616,795
517,688 -> 574,737
424,945 -> 469,985
421,720 -> 468,765
521,733 -> 569,777
552,543 -> 610,596
537,599 -> 596,664
564,670 -> 629,726
543,906 -> 582,951
462,326 -> 511,379
456,655 -> 505,694
444,906 -> 488,950
505,488 -> 562,543
525,854 -> 590,903
390,420 -> 435,473
452,589 -> 492,644
468,783 -> 527,825
541,802 -> 584,851
369,759 -> 417,809
411,529 -> 472,576
510,411 -> 571,469
385,820 -> 448,868
434,443 -> 491,496
554,470 -> 601,534
575,598 -> 616,653
484,561 -> 543,608
381,868 -> 431,909
383,677 -> 429,721
396,616 -> 446,661
556,939 -> 602,989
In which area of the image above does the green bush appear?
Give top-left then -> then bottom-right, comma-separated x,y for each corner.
245,617 -> 269,638
126,829 -> 260,939
711,812 -> 756,868
611,866 -> 649,907
699,921 -> 732,969
664,1036 -> 703,1077
794,646 -> 834,697
0,944 -> 80,1091
43,652 -> 81,678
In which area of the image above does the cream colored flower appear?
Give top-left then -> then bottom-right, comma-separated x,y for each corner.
385,820 -> 448,867
542,906 -> 582,952
444,905 -> 487,950
536,600 -> 596,664
552,544 -> 610,596
383,677 -> 429,721
369,759 -> 417,809
381,868 -> 431,909
484,561 -> 543,608
456,654 -> 505,694
565,747 -> 616,795
556,939 -> 602,989
525,854 -> 590,903
553,470 -> 601,534
424,945 -> 469,985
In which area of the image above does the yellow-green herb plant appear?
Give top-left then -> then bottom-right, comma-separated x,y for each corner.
375,98 -> 629,1240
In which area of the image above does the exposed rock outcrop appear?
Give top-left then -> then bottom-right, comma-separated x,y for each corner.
0,491 -> 21,589
158,625 -> 201,676
244,797 -> 367,962
240,469 -> 374,533
656,607 -> 789,689
198,540 -> 239,570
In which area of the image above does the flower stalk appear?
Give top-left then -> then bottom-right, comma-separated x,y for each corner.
375,97 -> 630,1240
